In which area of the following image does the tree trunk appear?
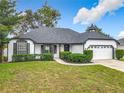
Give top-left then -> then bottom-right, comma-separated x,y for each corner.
0,47 -> 3,63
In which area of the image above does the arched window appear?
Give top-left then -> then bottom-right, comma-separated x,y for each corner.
13,40 -> 30,54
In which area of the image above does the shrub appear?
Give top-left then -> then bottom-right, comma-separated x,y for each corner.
60,51 -> 93,63
60,51 -> 71,60
68,53 -> 87,63
120,58 -> 124,61
26,54 -> 35,61
0,56 -> 7,62
3,56 -> 8,62
13,54 -> 26,62
84,50 -> 93,62
41,53 -> 53,61
116,49 -> 124,60
12,53 -> 53,62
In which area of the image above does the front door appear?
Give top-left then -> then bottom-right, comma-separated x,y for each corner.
53,45 -> 58,58
41,45 -> 59,58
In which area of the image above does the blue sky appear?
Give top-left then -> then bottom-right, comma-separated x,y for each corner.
16,0 -> 124,38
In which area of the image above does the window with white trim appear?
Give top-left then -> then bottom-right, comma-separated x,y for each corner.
16,40 -> 28,54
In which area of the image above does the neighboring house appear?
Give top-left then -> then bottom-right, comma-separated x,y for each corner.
7,25 -> 119,62
118,38 -> 124,49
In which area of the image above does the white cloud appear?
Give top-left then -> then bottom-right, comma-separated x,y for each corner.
73,0 -> 124,24
118,31 -> 124,38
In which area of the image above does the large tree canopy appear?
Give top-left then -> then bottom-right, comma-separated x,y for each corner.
13,3 -> 61,36
36,5 -> 61,27
13,10 -> 38,36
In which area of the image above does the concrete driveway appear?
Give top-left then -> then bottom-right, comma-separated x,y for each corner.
93,60 -> 124,72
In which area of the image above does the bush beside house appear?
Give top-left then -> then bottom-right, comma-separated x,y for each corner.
84,50 -> 93,62
116,49 -> 124,60
60,50 -> 93,63
60,51 -> 71,60
12,53 -> 53,62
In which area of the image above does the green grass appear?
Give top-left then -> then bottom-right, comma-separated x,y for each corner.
120,58 -> 124,62
0,61 -> 124,93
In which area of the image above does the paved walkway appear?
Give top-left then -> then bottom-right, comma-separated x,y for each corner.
54,58 -> 124,72
93,59 -> 124,72
54,58 -> 96,66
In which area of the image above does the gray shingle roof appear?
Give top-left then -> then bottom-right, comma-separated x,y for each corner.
17,27 -> 81,44
80,31 -> 114,43
118,38 -> 124,45
15,27 -> 117,44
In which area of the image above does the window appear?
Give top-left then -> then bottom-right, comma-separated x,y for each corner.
64,44 -> 70,51
41,45 -> 53,53
15,40 -> 29,54
41,45 -> 44,53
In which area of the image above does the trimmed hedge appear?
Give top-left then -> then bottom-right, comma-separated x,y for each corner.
60,50 -> 93,63
41,53 -> 53,61
0,56 -> 8,62
68,53 -> 87,63
12,53 -> 53,62
60,51 -> 71,60
3,56 -> 7,62
120,58 -> 124,61
116,49 -> 124,60
84,50 -> 93,62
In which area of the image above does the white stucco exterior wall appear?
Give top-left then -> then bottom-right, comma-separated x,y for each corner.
8,39 -> 118,61
60,44 -> 64,52
26,40 -> 34,54
54,44 -> 60,58
71,44 -> 83,53
84,40 -> 118,59
35,44 -> 41,54
8,39 -> 34,62
84,40 -> 117,49
8,39 -> 17,62
3,48 -> 7,57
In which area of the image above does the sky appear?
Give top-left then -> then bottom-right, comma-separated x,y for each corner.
16,0 -> 124,39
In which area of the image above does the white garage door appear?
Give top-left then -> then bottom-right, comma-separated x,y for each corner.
89,45 -> 113,60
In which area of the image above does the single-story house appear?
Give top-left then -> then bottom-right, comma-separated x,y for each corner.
7,25 -> 119,62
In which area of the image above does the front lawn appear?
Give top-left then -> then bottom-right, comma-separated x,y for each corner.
0,61 -> 124,93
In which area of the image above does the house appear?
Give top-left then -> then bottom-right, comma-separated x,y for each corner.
118,38 -> 124,49
7,25 -> 119,62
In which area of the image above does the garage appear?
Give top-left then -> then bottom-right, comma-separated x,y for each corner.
89,45 -> 113,60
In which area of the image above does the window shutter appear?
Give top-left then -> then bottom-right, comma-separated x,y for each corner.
27,43 -> 30,54
13,43 -> 17,54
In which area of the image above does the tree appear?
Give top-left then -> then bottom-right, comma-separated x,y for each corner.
13,10 -> 38,36
12,2 -> 61,36
0,25 -> 11,62
36,4 -> 61,27
0,0 -> 20,63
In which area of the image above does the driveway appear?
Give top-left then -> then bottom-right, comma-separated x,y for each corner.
93,60 -> 124,72
54,58 -> 124,72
